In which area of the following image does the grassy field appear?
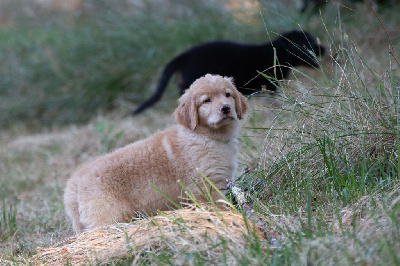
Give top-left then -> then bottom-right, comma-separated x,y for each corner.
0,0 -> 399,264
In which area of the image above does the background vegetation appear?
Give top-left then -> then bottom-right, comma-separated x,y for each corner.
0,0 -> 399,264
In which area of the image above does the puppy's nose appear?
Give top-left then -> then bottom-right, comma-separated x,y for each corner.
220,105 -> 231,114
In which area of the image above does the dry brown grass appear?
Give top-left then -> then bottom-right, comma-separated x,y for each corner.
29,206 -> 265,265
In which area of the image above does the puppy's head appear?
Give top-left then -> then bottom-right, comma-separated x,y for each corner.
277,30 -> 325,68
175,74 -> 248,131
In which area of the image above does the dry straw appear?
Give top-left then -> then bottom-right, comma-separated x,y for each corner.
30,206 -> 265,265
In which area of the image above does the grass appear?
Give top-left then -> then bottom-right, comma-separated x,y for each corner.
0,192 -> 17,243
95,119 -> 125,154
0,0 -> 399,265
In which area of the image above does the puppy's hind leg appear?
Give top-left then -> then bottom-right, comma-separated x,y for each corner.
79,195 -> 135,231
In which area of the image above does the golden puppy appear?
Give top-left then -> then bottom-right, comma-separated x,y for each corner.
64,74 -> 248,234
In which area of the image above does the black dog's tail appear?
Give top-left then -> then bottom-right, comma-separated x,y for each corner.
132,54 -> 185,115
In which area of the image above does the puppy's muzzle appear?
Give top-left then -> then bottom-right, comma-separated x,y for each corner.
220,105 -> 231,114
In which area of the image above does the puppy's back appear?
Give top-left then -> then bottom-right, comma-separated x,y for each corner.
64,126 -> 184,232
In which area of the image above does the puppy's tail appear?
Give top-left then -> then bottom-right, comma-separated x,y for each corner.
133,54 -> 185,115
64,178 -> 83,234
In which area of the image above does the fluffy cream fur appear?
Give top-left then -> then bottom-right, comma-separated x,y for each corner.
64,74 -> 248,234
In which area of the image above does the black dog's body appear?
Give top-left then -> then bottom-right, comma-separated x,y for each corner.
133,30 -> 325,114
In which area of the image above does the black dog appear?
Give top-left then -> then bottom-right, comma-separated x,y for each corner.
133,30 -> 325,115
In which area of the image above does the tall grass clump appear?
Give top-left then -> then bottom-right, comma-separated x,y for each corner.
236,3 -> 399,264
241,4 -> 399,208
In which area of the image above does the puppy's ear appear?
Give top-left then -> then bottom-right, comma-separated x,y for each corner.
225,77 -> 248,120
234,90 -> 248,120
174,91 -> 198,130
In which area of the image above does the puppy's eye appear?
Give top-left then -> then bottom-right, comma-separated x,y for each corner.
204,98 -> 211,103
226,93 -> 231,97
